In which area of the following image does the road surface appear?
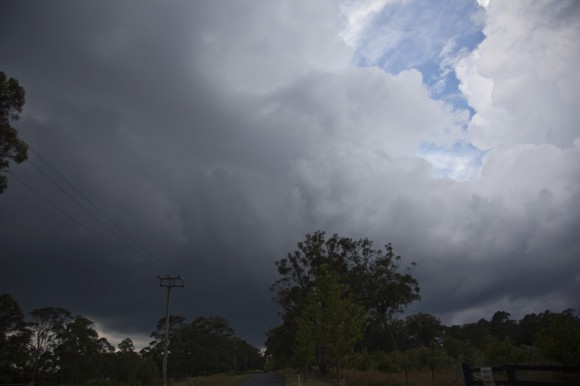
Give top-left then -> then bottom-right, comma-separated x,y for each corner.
235,372 -> 286,386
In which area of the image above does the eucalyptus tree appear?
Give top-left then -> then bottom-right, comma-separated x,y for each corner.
534,309 -> 580,366
0,71 -> 28,193
143,315 -> 263,377
295,266 -> 365,384
405,313 -> 443,348
268,231 -> 420,362
0,294 -> 30,383
117,338 -> 140,385
54,315 -> 112,384
29,307 -> 72,385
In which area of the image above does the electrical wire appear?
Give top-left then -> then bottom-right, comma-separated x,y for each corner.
6,159 -> 166,273
28,146 -> 167,267
6,170 -> 116,249
25,156 -> 166,271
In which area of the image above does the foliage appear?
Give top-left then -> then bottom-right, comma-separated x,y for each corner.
0,293 -> 31,384
29,307 -> 73,385
143,315 -> 264,378
54,315 -> 112,383
534,309 -> 580,366
297,266 -> 365,384
2,279 -> 579,385
267,231 -> 420,371
271,231 -> 420,322
479,337 -> 528,366
117,338 -> 140,384
0,71 -> 28,193
0,293 -> 263,385
137,358 -> 159,386
404,313 -> 443,348
293,312 -> 316,379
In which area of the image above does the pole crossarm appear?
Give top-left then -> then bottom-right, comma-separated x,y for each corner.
158,275 -> 184,288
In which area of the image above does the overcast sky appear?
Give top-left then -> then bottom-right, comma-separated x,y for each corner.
1,0 -> 579,349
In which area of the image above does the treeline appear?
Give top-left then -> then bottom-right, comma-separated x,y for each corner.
0,294 -> 264,386
265,231 -> 580,383
142,315 -> 264,378
343,309 -> 580,373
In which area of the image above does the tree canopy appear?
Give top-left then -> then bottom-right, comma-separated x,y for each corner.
267,231 -> 421,371
0,293 -> 265,385
0,71 -> 28,193
295,266 -> 365,385
265,231 -> 580,380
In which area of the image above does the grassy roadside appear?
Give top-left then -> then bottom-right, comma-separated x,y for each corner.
278,368 -> 463,386
169,373 -> 251,386
280,370 -> 333,386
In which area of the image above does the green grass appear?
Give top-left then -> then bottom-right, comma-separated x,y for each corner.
169,373 -> 251,386
277,368 -> 463,386
280,370 -> 333,386
340,368 -> 460,386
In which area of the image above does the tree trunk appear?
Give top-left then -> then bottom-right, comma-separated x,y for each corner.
335,355 -> 341,386
318,346 -> 328,374
384,319 -> 399,351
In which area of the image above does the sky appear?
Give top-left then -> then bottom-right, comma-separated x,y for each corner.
1,0 -> 579,349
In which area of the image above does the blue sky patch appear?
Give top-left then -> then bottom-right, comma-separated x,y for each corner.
417,141 -> 487,181
350,0 -> 485,113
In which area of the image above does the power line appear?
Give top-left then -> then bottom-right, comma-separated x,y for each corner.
27,146 -> 165,265
5,168 -> 164,273
28,145 -> 168,267
25,156 -> 165,271
6,171 -> 114,249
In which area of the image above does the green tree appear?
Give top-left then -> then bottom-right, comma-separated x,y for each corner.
29,307 -> 72,385
269,231 -> 420,360
534,309 -> 580,366
145,315 -> 186,375
293,310 -> 316,380
489,310 -> 516,340
142,315 -> 263,377
118,337 -> 135,353
265,323 -> 295,370
117,338 -> 139,384
480,336 -> 529,366
137,358 -> 159,386
0,71 -> 28,193
405,313 -> 443,348
54,315 -> 112,383
298,266 -> 365,385
204,316 -> 235,373
515,312 -> 544,346
0,294 -> 31,384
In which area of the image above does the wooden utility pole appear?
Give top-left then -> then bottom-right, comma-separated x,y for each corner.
158,275 -> 184,386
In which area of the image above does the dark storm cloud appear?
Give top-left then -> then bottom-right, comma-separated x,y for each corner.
0,0 -> 289,344
1,0 -> 579,347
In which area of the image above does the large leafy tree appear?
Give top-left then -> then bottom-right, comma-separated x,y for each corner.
54,315 -> 113,384
268,231 -> 420,362
143,315 -> 263,377
296,266 -> 365,384
0,71 -> 28,193
29,307 -> 72,386
534,309 -> 580,366
116,338 -> 140,384
144,315 -> 187,376
0,294 -> 31,384
292,316 -> 316,380
405,313 -> 443,348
